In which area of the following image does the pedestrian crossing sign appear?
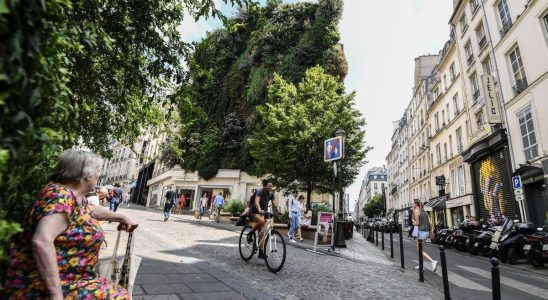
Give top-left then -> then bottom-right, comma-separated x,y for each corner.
324,136 -> 343,162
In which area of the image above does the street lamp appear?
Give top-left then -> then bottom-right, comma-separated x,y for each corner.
334,128 -> 347,248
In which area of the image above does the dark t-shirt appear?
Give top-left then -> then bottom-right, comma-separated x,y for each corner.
250,189 -> 275,212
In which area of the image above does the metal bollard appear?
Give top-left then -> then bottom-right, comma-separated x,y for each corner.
418,239 -> 424,282
390,226 -> 394,258
440,246 -> 450,300
381,227 -> 385,250
491,258 -> 501,300
376,227 -> 379,246
399,223 -> 405,268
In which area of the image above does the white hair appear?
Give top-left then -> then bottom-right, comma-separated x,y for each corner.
50,150 -> 102,183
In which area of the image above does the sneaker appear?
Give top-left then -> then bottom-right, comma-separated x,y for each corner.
414,265 -> 420,270
258,251 -> 267,259
247,233 -> 254,243
290,239 -> 296,243
287,232 -> 290,238
432,261 -> 438,272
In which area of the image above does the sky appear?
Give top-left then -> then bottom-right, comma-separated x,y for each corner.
179,0 -> 454,210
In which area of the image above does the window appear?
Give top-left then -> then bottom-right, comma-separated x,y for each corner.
374,182 -> 378,190
476,22 -> 487,50
453,93 -> 460,115
443,75 -> 448,90
450,63 -> 456,81
544,13 -> 548,35
460,14 -> 468,33
470,72 -> 480,101
444,143 -> 448,161
381,183 -> 385,190
470,0 -> 479,14
498,0 -> 512,36
509,46 -> 528,95
475,110 -> 484,128
449,135 -> 454,157
517,106 -> 539,160
456,127 -> 463,153
482,56 -> 492,75
446,103 -> 451,122
436,144 -> 442,165
451,169 -> 457,196
435,113 -> 440,132
442,110 -> 446,126
464,41 -> 474,66
457,165 -> 466,196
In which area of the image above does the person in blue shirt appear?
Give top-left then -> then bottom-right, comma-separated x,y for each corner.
214,192 -> 225,223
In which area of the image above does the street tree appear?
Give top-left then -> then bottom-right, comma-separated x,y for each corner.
248,66 -> 368,204
0,0 -> 247,258
363,193 -> 386,219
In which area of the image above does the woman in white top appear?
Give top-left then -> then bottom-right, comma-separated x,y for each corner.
295,196 -> 307,242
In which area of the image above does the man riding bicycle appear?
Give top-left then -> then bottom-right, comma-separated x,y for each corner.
247,180 -> 279,259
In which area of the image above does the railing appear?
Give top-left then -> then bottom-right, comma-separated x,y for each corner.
467,55 -> 474,67
500,20 -> 513,38
512,78 -> 528,96
472,90 -> 480,101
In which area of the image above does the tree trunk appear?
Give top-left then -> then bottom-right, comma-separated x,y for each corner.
306,187 -> 312,207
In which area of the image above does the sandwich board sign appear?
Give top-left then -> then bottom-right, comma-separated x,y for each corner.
324,136 -> 343,162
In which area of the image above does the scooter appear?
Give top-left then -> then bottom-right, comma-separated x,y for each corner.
489,217 -> 512,259
526,225 -> 548,268
469,224 -> 494,256
499,221 -> 535,265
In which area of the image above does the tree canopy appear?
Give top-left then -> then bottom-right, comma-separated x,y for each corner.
163,0 -> 348,179
249,66 -> 367,203
363,193 -> 386,219
0,0 -> 246,258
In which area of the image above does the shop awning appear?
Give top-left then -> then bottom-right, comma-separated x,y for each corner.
424,195 -> 447,212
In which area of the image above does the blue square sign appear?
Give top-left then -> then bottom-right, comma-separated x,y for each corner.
512,175 -> 522,189
324,136 -> 343,162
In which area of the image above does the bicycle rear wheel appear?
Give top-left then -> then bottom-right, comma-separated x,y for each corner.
263,230 -> 286,273
239,225 -> 256,261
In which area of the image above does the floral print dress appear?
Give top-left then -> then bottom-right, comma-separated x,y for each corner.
3,182 -> 128,299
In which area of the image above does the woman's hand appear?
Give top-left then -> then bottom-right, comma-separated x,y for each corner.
117,216 -> 136,232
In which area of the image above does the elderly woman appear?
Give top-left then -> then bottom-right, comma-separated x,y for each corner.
3,150 -> 136,299
97,187 -> 109,207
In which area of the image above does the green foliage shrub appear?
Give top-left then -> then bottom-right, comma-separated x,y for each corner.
223,199 -> 247,216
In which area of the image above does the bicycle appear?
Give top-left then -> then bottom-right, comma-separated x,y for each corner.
238,205 -> 286,273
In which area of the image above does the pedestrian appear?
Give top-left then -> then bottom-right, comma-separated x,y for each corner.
412,198 -> 438,272
97,187 -> 109,207
214,192 -> 225,223
295,195 -> 307,242
2,149 -> 136,298
287,191 -> 301,243
179,193 -> 186,214
109,183 -> 123,212
200,193 -> 208,220
164,186 -> 176,221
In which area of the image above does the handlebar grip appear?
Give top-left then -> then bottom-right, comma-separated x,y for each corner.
117,223 -> 138,232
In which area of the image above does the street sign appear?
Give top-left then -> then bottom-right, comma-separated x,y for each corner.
481,75 -> 502,124
515,194 -> 525,201
324,136 -> 343,162
514,188 -> 523,196
512,175 -> 522,189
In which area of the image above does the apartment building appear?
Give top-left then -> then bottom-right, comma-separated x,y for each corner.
357,166 -> 387,221
479,0 -> 548,226
387,0 -> 547,227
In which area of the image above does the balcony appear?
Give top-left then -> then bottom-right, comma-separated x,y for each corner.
500,20 -> 513,38
512,78 -> 529,96
472,90 -> 480,101
478,36 -> 487,50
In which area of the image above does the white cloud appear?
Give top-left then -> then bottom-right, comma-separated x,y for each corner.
340,0 -> 453,208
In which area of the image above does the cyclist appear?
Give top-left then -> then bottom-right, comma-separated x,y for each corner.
247,180 -> 279,259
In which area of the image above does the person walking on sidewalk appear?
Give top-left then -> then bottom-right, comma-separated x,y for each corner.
199,193 -> 208,220
413,198 -> 438,272
214,192 -> 225,223
288,191 -> 301,243
163,186 -> 176,221
109,183 -> 123,212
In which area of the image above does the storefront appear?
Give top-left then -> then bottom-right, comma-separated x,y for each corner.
463,129 -> 519,222
424,195 -> 447,226
513,161 -> 548,227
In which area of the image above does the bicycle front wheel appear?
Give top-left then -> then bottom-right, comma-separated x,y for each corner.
239,225 -> 256,261
263,230 -> 286,273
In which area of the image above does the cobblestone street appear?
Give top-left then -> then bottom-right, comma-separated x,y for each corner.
101,207 -> 442,299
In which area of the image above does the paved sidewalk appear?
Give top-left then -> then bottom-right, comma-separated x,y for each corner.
100,206 -> 443,299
